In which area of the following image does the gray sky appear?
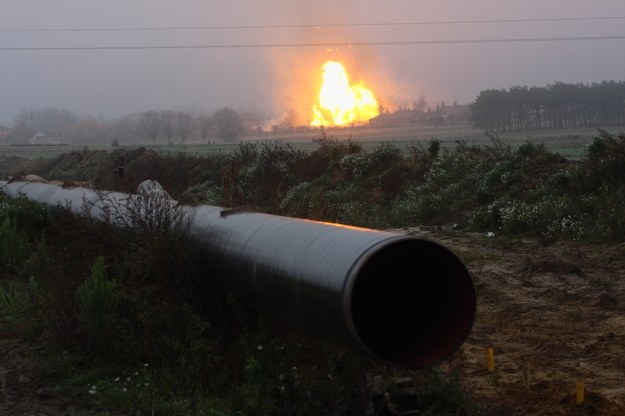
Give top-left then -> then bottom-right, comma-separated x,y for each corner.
1,0 -> 625,125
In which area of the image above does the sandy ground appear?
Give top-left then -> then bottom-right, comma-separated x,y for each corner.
2,231 -> 625,415
427,231 -> 625,416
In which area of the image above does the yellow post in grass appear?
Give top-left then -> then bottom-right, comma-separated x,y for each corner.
575,382 -> 585,405
486,346 -> 495,372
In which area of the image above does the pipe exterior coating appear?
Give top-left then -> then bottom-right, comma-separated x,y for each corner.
1,180 -> 476,369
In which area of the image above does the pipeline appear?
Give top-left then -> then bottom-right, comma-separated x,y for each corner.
0,179 -> 476,369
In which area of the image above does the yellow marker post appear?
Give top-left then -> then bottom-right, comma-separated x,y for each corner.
523,361 -> 531,390
575,382 -> 584,405
486,346 -> 495,372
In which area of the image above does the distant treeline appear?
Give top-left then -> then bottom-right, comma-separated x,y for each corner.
470,81 -> 625,132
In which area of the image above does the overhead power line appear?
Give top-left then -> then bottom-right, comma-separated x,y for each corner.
1,16 -> 625,32
1,35 -> 625,51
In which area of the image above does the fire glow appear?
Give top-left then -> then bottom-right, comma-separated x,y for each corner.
310,61 -> 379,127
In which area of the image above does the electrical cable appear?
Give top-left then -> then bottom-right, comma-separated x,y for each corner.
1,35 -> 624,51
1,16 -> 625,32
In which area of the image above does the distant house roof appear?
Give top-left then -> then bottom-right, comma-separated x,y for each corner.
440,104 -> 470,116
368,111 -> 417,127
370,111 -> 416,121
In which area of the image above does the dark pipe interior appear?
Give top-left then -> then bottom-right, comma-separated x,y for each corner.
351,239 -> 476,368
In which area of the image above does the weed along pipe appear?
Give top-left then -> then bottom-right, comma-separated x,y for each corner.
0,179 -> 476,369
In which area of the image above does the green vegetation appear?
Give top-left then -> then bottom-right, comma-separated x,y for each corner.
3,129 -> 625,242
471,81 -> 625,131
137,128 -> 623,243
75,255 -> 118,356
1,128 -> 625,415
0,188 -> 475,415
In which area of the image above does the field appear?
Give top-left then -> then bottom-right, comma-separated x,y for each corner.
0,124 -> 604,160
2,125 -> 624,415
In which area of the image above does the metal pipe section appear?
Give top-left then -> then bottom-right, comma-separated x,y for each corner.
1,180 -> 476,369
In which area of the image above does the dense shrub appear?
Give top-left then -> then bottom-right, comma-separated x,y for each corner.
232,141 -> 307,213
6,130 -> 625,242
390,142 -> 493,226
75,255 -> 118,356
4,189 -> 454,416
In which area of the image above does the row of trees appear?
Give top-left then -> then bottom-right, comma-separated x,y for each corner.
5,80 -> 624,144
139,110 -> 195,144
4,107 -> 248,145
7,108 -> 106,144
138,107 -> 244,144
470,81 -> 625,132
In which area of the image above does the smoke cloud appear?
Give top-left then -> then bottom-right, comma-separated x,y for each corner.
0,0 -> 623,125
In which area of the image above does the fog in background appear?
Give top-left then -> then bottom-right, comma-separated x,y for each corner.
1,0 -> 624,125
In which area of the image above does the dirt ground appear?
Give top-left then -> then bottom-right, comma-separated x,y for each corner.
428,230 -> 625,416
1,230 -> 625,415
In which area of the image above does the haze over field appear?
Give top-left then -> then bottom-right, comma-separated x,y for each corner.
1,0 -> 625,125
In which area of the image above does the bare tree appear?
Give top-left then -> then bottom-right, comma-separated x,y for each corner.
176,111 -> 193,144
63,116 -> 106,143
109,114 -> 139,143
160,110 -> 176,144
212,107 -> 244,142
140,111 -> 160,144
198,115 -> 212,144
15,107 -> 76,134
6,120 -> 34,144
414,94 -> 428,112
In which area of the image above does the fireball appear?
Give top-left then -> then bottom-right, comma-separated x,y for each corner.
311,61 -> 379,127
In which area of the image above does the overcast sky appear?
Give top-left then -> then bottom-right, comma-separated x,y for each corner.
1,0 -> 625,125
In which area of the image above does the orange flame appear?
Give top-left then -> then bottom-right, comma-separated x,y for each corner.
310,61 -> 379,127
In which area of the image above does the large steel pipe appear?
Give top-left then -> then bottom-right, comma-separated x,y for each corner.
1,180 -> 476,369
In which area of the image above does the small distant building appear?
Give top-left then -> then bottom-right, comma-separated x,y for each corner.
30,131 -> 61,145
368,111 -> 418,128
439,104 -> 471,126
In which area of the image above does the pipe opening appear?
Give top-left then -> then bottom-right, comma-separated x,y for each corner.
350,238 -> 476,368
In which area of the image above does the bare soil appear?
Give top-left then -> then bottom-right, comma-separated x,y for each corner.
1,231 -> 625,415
427,231 -> 625,416
0,339 -> 103,416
